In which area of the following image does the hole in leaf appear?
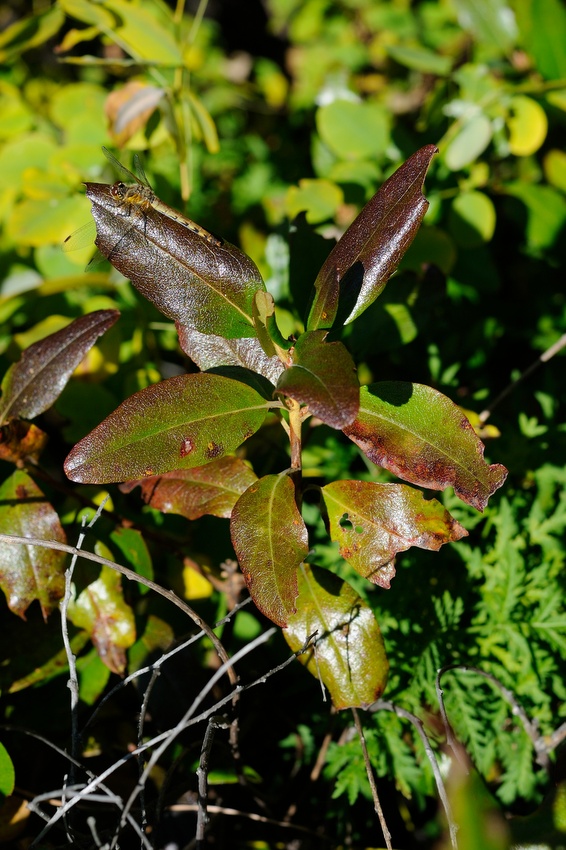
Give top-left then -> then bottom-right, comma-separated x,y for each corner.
339,513 -> 353,530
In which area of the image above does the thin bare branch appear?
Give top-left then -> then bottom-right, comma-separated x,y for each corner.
352,708 -> 392,850
479,332 -> 566,423
370,700 -> 458,850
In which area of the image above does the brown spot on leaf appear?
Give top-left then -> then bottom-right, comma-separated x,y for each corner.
205,441 -> 223,459
180,437 -> 194,458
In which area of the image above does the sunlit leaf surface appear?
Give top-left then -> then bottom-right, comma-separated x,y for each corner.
122,456 -> 258,519
67,558 -> 136,676
307,145 -> 437,330
276,330 -> 359,428
343,382 -> 508,511
284,564 -> 389,709
322,480 -> 468,588
0,470 -> 66,619
231,472 -> 308,626
0,309 -> 119,424
64,373 -> 270,484
85,182 -> 264,340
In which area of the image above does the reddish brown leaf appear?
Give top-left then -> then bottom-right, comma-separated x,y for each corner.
86,182 -> 264,339
322,480 -> 468,588
122,456 -> 258,519
176,324 -> 284,385
0,470 -> 66,619
0,310 -> 119,424
283,564 -> 389,709
276,330 -> 359,429
343,382 -> 508,511
307,145 -> 438,330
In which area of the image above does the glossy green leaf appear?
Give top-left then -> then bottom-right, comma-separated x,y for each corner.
102,0 -> 182,65
514,0 -> 566,80
507,96 -> 548,156
444,112 -> 493,171
286,178 -> 344,224
316,100 -> 390,160
386,44 -> 452,76
85,182 -> 264,339
544,149 -> 566,193
283,564 -> 389,709
343,382 -> 508,511
0,613 -> 89,693
75,648 -> 112,705
0,134 -> 57,193
322,480 -> 468,588
0,742 -> 15,799
186,90 -> 220,154
0,83 -> 33,140
67,558 -> 136,675
64,373 -> 270,484
0,310 -> 119,425
128,614 -> 175,675
109,526 -> 153,592
122,456 -> 258,520
276,330 -> 359,429
307,145 -> 437,331
230,472 -> 309,627
0,471 -> 66,619
449,191 -> 496,247
452,0 -> 518,53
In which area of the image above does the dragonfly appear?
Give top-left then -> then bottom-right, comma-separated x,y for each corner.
63,147 -> 222,254
101,147 -> 222,247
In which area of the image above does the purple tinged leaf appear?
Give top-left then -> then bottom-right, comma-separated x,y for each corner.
122,456 -> 258,520
276,330 -> 359,429
0,470 -> 66,620
322,480 -> 468,588
176,324 -> 285,385
230,473 -> 309,627
343,382 -> 508,511
86,182 -> 264,339
64,373 -> 270,484
0,310 -> 120,424
283,564 -> 389,709
307,145 -> 438,330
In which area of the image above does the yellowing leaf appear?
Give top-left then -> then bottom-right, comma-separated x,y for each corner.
322,480 -> 468,587
284,564 -> 389,709
67,561 -> 136,675
507,96 -> 548,156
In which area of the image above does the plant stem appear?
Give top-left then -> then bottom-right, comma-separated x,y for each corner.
288,399 -> 302,472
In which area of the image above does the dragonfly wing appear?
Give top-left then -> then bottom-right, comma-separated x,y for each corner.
102,145 -> 143,186
63,220 -> 97,252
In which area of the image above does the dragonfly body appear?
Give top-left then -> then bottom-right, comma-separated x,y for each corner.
103,147 -> 222,247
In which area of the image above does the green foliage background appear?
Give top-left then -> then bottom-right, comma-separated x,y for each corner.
0,0 -> 565,846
